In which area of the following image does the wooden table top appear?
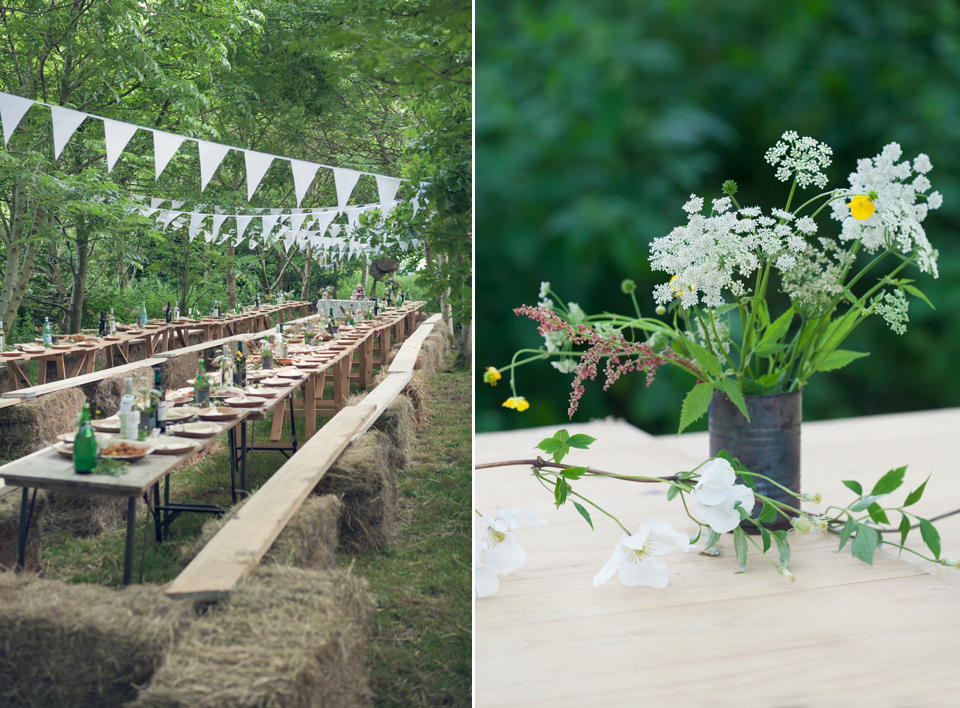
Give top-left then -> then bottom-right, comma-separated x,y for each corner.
475,409 -> 960,707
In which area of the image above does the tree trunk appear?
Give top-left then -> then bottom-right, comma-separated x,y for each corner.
226,244 -> 236,309
360,252 -> 369,293
0,182 -> 42,330
67,215 -> 91,333
179,233 -> 190,311
301,243 -> 313,300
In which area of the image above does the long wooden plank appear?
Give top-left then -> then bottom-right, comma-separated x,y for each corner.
165,404 -> 375,601
386,314 -> 441,373
350,371 -> 414,439
1,357 -> 167,399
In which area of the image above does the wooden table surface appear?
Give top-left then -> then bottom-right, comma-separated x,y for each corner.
475,409 -> 960,707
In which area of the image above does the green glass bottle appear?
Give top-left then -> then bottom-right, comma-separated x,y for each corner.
74,403 -> 97,475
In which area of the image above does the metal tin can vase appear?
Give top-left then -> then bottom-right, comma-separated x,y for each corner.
708,390 -> 801,532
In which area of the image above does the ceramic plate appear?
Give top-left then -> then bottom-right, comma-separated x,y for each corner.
261,377 -> 290,387
149,436 -> 199,455
100,441 -> 153,461
197,406 -> 241,421
168,421 -> 221,438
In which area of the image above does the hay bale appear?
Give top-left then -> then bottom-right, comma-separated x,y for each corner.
370,395 -> 417,470
0,490 -> 48,572
0,573 -> 194,707
130,566 -> 375,708
160,352 -> 199,391
371,369 -> 428,431
83,365 -> 155,418
46,490 -> 142,537
180,495 -> 341,570
413,327 -> 448,379
0,387 -> 87,460
315,430 -> 397,551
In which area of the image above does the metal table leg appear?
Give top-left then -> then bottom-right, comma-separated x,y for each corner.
16,488 -> 37,571
123,496 -> 136,585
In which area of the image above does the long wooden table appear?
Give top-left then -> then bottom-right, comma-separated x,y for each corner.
475,409 -> 960,706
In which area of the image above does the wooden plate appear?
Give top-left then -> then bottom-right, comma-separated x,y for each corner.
52,442 -> 75,458
51,344 -> 73,350
261,377 -> 290,387
224,396 -> 265,408
91,418 -> 121,433
197,406 -> 241,421
168,421 -> 221,438
104,336 -> 122,341
149,436 -> 199,455
1,351 -> 22,358
57,431 -> 113,445
125,329 -> 143,336
166,406 -> 199,421
244,387 -> 278,398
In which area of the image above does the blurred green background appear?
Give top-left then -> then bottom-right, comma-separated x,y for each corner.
476,0 -> 960,435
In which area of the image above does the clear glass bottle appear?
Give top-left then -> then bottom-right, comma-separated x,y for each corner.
119,377 -> 136,440
42,317 -> 53,347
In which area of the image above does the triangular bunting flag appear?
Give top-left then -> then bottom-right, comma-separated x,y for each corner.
102,118 -> 139,171
0,92 -> 34,145
153,130 -> 186,180
212,213 -> 228,241
189,213 -> 206,240
344,206 -> 364,227
51,106 -> 88,159
244,150 -> 275,200
333,167 -> 362,209
375,175 -> 402,214
289,212 -> 307,233
290,160 -> 321,207
312,210 -> 338,236
235,214 -> 253,240
198,141 -> 232,191
261,213 -> 280,241
160,210 -> 183,230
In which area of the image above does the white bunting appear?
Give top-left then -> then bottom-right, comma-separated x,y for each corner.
153,130 -> 186,180
198,140 -> 232,191
212,213 -> 228,242
51,106 -> 88,159
0,92 -> 34,145
244,150 -> 275,200
375,175 -> 402,215
103,118 -> 139,172
344,205 -> 364,227
290,160 -> 321,206
189,213 -> 206,240
235,214 -> 253,240
160,210 -> 183,230
333,167 -> 362,209
312,210 -> 338,236
151,197 -> 164,210
261,213 -> 280,240
289,212 -> 307,234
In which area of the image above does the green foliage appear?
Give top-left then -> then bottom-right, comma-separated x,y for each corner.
476,0 -> 960,435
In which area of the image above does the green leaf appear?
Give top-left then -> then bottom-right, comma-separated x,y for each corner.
553,446 -> 570,464
566,433 -> 595,449
678,382 -> 713,434
920,518 -> 941,560
903,474 -> 930,507
773,530 -> 791,567
554,479 -> 570,507
754,307 -> 794,357
866,503 -> 889,525
851,523 -> 880,565
555,430 -> 569,444
816,349 -> 870,373
842,480 -> 863,496
733,527 -> 748,573
666,485 -> 680,501
682,337 -> 724,379
703,530 -> 722,551
761,527 -> 772,553
561,466 -> 588,480
734,500 -> 751,520
536,438 -> 563,455
902,283 -> 935,309
758,502 -> 778,523
850,494 -> 888,512
573,501 -> 594,530
718,377 -> 750,422
870,466 -> 906,496
837,517 -> 856,551
898,514 -> 911,549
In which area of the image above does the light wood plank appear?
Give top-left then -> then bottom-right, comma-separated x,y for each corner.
350,371 -> 414,439
166,404 -> 375,601
387,314 -> 441,373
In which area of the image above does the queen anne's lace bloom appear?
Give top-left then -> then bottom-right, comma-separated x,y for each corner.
830,142 -> 941,277
593,518 -> 693,589
765,131 -> 833,189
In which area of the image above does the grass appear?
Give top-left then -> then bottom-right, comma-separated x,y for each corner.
343,356 -> 472,707
25,349 -> 472,705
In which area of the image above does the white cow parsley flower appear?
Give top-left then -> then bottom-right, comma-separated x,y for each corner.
690,458 -> 756,534
593,518 -> 693,590
765,131 -> 833,189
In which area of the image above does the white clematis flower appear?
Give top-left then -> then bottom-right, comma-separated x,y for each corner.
690,458 -> 756,533
474,508 -> 547,598
593,518 -> 693,590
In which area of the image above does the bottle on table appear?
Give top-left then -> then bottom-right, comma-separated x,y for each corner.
108,308 -> 116,335
73,403 -> 98,475
233,342 -> 247,387
0,319 -> 5,352
42,317 -> 53,347
194,358 -> 210,405
98,311 -> 106,337
154,366 -> 167,433
374,299 -> 379,317
214,300 -> 221,318
165,302 -> 172,323
255,292 -> 260,308
140,302 -> 148,327
119,377 -> 136,440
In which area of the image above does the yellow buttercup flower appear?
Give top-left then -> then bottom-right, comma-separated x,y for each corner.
849,195 -> 875,221
502,396 -> 530,412
483,366 -> 502,386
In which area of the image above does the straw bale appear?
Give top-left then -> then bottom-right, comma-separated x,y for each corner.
83,364 -> 155,418
371,369 -> 428,431
371,395 -> 417,470
129,566 -> 375,708
46,490 -> 143,537
0,573 -> 194,707
0,387 -> 87,460
160,352 -> 199,391
0,490 -> 48,572
179,495 -> 342,570
315,431 -> 397,551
